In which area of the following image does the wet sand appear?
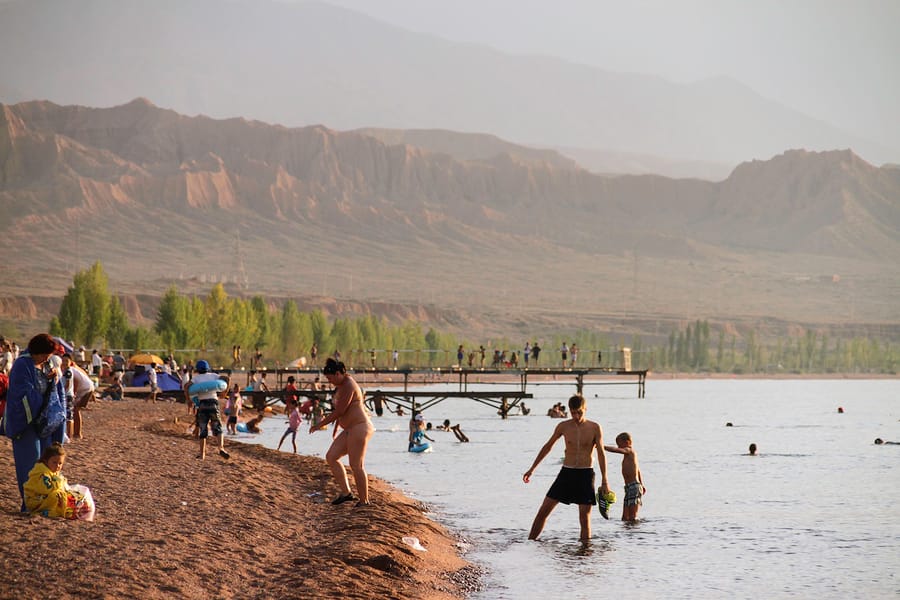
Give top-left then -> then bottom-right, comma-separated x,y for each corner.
0,398 -> 478,599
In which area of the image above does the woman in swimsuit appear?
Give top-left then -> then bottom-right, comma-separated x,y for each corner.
312,358 -> 374,507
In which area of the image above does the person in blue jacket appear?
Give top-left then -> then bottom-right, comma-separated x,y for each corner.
4,333 -> 66,511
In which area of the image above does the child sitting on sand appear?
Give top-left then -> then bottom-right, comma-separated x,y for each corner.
604,432 -> 646,521
99,373 -> 124,401
24,443 -> 95,520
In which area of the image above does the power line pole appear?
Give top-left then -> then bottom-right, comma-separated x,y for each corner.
233,229 -> 248,289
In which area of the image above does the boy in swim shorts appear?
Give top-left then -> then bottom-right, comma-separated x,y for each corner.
604,432 -> 646,521
523,394 -> 610,541
183,360 -> 229,461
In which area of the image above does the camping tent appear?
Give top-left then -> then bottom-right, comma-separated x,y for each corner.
131,371 -> 184,393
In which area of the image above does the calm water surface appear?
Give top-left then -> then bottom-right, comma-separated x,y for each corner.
250,379 -> 899,599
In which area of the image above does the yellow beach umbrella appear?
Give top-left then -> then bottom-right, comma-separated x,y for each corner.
129,353 -> 164,366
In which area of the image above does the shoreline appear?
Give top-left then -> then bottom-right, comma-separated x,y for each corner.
0,399 -> 479,599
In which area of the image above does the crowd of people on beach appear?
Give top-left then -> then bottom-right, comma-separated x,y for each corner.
1,333 -> 623,530
6,331 -> 892,547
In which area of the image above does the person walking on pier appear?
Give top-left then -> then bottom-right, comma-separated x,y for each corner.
523,394 -> 609,541
531,342 -> 541,366
523,342 -> 531,367
560,342 -> 569,368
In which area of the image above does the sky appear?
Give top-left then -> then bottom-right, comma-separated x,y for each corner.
314,0 -> 900,150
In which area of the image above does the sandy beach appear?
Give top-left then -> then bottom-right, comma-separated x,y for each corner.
0,398 -> 478,600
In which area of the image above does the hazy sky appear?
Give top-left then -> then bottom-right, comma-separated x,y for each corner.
316,0 -> 900,148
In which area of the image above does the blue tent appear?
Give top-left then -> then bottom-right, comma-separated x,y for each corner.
132,371 -> 184,393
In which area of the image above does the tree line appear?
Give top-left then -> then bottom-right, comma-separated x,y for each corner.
48,262 -> 898,374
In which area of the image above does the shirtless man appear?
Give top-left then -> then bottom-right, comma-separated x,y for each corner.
523,394 -> 608,541
311,358 -> 374,507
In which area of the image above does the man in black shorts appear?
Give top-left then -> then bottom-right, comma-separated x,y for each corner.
523,394 -> 609,541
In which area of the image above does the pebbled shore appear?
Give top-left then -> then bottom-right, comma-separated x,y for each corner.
0,398 -> 477,600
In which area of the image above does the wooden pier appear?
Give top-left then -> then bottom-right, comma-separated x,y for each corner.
227,366 -> 648,414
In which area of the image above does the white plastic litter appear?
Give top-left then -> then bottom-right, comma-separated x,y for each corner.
402,536 -> 427,552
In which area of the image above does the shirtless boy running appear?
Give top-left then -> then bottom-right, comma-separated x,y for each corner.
311,358 -> 374,507
523,394 -> 609,541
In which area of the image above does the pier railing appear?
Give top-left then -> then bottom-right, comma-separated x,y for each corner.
223,366 -> 647,414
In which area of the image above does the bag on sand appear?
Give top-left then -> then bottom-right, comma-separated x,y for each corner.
66,484 -> 96,521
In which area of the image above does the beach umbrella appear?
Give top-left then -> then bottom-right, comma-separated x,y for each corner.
52,336 -> 74,354
129,352 -> 164,366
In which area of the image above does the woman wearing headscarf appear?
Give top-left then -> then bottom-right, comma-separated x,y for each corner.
4,333 -> 66,510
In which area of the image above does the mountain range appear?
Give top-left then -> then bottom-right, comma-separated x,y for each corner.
1,98 -> 899,341
0,0 -> 896,176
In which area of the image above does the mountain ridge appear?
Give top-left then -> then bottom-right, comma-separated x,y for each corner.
2,99 -> 898,338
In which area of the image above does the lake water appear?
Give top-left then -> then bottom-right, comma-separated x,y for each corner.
248,378 -> 900,599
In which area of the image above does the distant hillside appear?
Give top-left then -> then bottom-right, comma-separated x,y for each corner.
2,99 -> 899,334
554,146 -> 735,182
0,0 -> 895,167
352,128 -> 579,171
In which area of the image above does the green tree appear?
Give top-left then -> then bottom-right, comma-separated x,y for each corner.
57,281 -> 87,343
667,331 -> 676,369
699,320 -> 710,368
188,297 -> 208,349
716,329 -> 725,372
803,329 -> 817,371
205,284 -> 236,348
330,318 -> 359,359
55,261 -> 112,345
106,296 -> 129,348
280,300 -> 303,356
124,326 -> 154,353
231,298 -> 261,351
310,309 -> 330,347
675,331 -> 686,370
81,262 -> 111,345
48,316 -> 63,337
745,330 -> 757,371
249,296 -> 270,349
156,286 -> 189,349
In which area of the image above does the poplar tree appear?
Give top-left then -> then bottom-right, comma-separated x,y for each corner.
106,296 -> 129,348
56,261 -> 111,346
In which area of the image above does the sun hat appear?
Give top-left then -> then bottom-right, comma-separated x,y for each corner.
414,414 -> 425,422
